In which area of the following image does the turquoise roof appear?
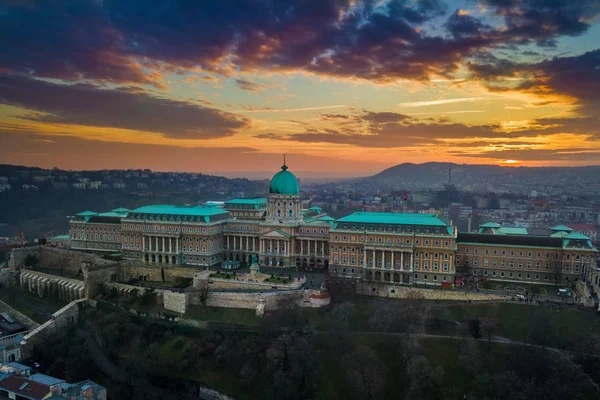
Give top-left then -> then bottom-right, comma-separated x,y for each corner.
51,234 -> 70,240
76,211 -> 97,216
498,227 -> 528,235
551,231 -> 568,238
269,164 -> 300,195
97,211 -> 127,218
225,198 -> 267,205
111,207 -> 130,214
131,205 -> 229,220
336,212 -> 450,227
551,225 -> 573,232
564,232 -> 590,240
480,222 -> 501,228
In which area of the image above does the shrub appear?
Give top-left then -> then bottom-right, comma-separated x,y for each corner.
482,280 -> 493,290
469,318 -> 482,338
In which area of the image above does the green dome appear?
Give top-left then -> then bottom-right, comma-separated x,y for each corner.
269,164 -> 300,195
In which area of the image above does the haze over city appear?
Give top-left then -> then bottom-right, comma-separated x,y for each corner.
1,0 -> 600,178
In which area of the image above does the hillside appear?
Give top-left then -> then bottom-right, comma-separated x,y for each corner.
360,162 -> 600,191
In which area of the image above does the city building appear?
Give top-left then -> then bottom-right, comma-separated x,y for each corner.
68,164 -> 598,286
105,162 -> 332,269
454,224 -> 597,285
329,212 -> 457,286
70,208 -> 130,253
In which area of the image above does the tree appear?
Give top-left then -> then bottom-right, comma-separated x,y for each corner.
265,334 -> 318,400
405,354 -> 443,400
468,318 -> 481,338
459,338 -> 481,374
140,287 -> 157,306
342,346 -> 386,399
552,265 -> 563,287
196,279 -> 209,304
481,314 -> 501,345
160,266 -> 165,282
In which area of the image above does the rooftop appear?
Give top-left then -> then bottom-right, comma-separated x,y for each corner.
0,375 -> 51,400
551,224 -> 573,232
30,373 -> 65,386
131,205 -> 230,217
336,212 -> 450,227
225,198 -> 267,205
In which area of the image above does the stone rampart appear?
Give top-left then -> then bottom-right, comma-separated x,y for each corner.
10,246 -> 116,273
203,289 -> 329,311
0,300 -> 40,330
22,299 -> 87,357
117,263 -> 199,282
356,282 -> 508,301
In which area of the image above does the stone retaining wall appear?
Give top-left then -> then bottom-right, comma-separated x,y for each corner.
10,246 -> 116,273
356,282 -> 508,301
0,300 -> 40,330
203,289 -> 329,311
118,263 -> 199,282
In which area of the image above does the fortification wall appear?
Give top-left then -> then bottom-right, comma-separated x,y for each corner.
117,263 -> 199,282
203,289 -> 329,311
163,291 -> 188,314
10,246 -> 116,274
0,300 -> 40,330
356,282 -> 508,301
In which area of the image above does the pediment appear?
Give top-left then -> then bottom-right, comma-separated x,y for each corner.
261,229 -> 291,239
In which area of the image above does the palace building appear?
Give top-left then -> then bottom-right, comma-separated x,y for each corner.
69,163 -> 597,287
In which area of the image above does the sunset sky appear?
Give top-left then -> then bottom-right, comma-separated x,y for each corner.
1,0 -> 599,178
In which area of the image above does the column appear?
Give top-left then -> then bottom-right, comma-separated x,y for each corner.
301,240 -> 304,255
143,236 -> 146,251
176,238 -> 179,253
391,251 -> 394,269
155,237 -> 159,252
260,239 -> 263,254
401,252 -> 404,270
277,240 -> 280,256
372,250 -> 376,267
148,236 -> 152,252
382,250 -> 386,269
284,241 -> 287,256
169,238 -> 172,253
410,252 -> 414,271
363,249 -> 367,267
246,236 -> 249,251
162,237 -> 165,253
227,236 -> 230,249
321,241 -> 324,256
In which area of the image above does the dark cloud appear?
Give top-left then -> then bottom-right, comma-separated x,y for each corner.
444,10 -> 492,38
482,0 -> 600,38
0,74 -> 249,139
2,0 -> 598,85
235,79 -> 269,92
253,111 -> 548,148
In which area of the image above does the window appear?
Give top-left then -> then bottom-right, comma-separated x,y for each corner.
433,275 -> 438,281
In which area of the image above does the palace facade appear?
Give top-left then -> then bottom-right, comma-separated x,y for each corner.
69,163 -> 598,286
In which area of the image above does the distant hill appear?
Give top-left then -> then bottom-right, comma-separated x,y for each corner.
359,162 -> 600,191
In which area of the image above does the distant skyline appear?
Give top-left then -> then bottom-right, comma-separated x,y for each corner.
1,0 -> 600,174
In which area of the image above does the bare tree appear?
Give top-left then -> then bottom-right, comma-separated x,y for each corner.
342,346 -> 386,399
481,315 -> 501,345
196,279 -> 209,304
459,338 -> 481,374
